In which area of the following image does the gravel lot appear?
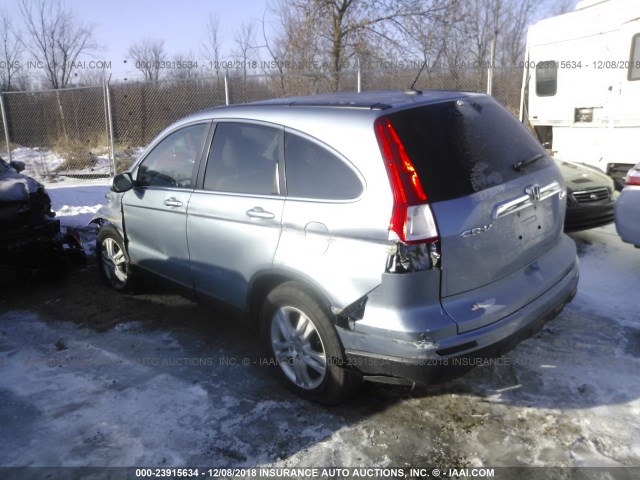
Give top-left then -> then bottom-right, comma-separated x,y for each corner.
0,185 -> 639,474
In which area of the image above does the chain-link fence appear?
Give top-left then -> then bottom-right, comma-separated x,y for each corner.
0,99 -> 6,155
1,86 -> 110,178
0,67 -> 523,182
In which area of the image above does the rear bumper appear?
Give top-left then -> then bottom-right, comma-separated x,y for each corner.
338,249 -> 579,385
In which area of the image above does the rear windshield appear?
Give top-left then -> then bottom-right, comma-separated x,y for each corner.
388,96 -> 552,203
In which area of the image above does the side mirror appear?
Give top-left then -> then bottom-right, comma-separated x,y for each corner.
542,141 -> 552,150
10,160 -> 26,172
112,172 -> 134,192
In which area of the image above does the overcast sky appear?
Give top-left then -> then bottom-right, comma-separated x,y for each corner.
0,0 -> 273,79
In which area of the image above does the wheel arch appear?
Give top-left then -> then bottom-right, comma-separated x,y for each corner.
90,216 -> 126,241
95,222 -> 135,292
246,269 -> 337,325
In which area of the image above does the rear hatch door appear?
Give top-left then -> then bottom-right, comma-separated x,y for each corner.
387,96 -> 568,333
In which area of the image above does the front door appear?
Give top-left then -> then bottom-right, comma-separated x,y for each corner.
123,122 -> 210,288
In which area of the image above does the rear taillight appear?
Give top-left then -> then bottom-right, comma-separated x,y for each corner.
626,167 -> 640,186
375,117 -> 439,244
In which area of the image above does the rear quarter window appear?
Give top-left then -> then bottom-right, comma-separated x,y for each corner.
284,133 -> 362,200
388,97 -> 552,203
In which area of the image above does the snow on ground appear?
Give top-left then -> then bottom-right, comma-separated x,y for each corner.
10,146 -> 114,179
8,145 -> 143,185
47,183 -> 110,228
0,186 -> 639,470
9,146 -> 65,177
571,227 -> 638,329
45,183 -> 110,254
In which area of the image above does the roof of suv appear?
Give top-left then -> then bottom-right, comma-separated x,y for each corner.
240,90 -> 473,111
170,90 -> 479,139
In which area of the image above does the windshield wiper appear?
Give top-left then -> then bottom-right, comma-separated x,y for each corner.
513,153 -> 545,171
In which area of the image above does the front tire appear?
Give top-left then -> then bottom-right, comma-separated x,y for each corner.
96,225 -> 134,292
260,282 -> 361,404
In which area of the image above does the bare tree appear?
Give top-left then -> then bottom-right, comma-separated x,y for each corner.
462,0 -> 501,90
394,1 -> 460,73
442,22 -> 466,87
202,13 -> 224,76
233,21 -> 257,84
167,51 -> 199,80
259,1 -> 317,95
19,0 -> 97,89
457,0 -> 558,80
272,0 -> 458,88
547,0 -> 577,16
73,68 -> 105,86
457,0 -> 558,71
0,11 -> 22,90
265,0 -> 321,69
498,0 -> 542,67
128,38 -> 166,81
234,22 -> 257,64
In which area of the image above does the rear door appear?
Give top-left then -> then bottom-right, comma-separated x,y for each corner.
388,96 -> 568,332
187,121 -> 284,308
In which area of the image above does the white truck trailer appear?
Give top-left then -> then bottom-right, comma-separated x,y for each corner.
520,0 -> 640,187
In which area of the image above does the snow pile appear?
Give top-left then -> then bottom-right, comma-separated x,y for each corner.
9,146 -> 65,178
7,146 -> 144,182
48,184 -> 110,227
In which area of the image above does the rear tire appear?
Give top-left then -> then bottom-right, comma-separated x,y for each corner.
260,282 -> 361,404
96,225 -> 134,292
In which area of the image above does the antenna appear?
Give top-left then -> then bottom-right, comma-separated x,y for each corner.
409,59 -> 427,92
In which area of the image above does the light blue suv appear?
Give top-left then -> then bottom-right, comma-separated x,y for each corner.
93,91 -> 579,403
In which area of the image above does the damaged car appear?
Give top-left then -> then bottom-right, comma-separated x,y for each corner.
93,91 -> 579,403
0,157 -> 84,283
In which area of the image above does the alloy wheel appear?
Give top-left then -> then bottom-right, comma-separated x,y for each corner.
270,306 -> 327,390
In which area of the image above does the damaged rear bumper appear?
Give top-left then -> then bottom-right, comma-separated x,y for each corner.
337,255 -> 579,386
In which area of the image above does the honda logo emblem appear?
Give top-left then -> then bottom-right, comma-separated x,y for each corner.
525,184 -> 541,203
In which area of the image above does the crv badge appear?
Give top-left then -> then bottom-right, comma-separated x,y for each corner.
525,184 -> 541,203
460,224 -> 492,238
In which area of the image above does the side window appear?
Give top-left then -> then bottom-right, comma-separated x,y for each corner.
137,123 -> 208,188
284,133 -> 362,200
204,123 -> 281,195
629,34 -> 640,81
536,60 -> 557,96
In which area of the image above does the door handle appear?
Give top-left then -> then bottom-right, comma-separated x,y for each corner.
246,207 -> 275,220
164,197 -> 183,207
